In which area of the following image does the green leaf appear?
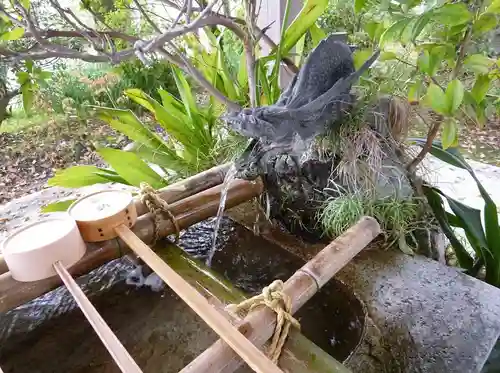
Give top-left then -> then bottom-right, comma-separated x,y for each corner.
411,12 -> 432,41
424,83 -> 448,115
364,21 -> 385,41
473,13 -> 498,35
21,0 -> 30,9
445,79 -> 464,114
353,49 -> 374,70
41,199 -> 76,213
471,74 -> 491,104
16,71 -> 30,85
422,185 -> 473,269
21,83 -> 33,114
380,51 -> 398,61
408,80 -> 423,102
355,0 -> 367,13
309,23 -> 326,48
237,52 -> 248,90
464,54 -> 494,74
0,27 -> 25,40
486,0 -> 500,14
48,165 -> 127,187
279,0 -> 329,56
411,138 -> 470,170
441,118 -> 458,149
433,3 -> 472,26
97,148 -> 167,189
379,18 -> 412,46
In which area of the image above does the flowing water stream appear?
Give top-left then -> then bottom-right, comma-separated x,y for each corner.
206,163 -> 238,267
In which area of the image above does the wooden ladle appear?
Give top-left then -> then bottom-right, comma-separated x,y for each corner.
68,190 -> 283,373
1,214 -> 143,373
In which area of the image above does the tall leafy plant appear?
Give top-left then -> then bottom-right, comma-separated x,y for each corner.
48,66 -> 224,191
413,139 -> 500,287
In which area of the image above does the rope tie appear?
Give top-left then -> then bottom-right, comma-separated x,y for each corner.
139,182 -> 180,243
226,280 -> 300,364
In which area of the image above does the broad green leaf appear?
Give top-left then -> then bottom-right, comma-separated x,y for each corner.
279,0 -> 329,55
424,83 -> 448,115
471,74 -> 491,103
21,0 -> 30,9
422,185 -> 473,269
417,50 -> 430,73
41,199 -> 76,213
408,80 -> 423,102
216,46 -> 238,101
309,23 -> 326,48
464,54 -> 494,74
97,148 -> 166,189
433,3 -> 472,26
237,52 -> 248,91
0,27 -> 25,40
353,49 -> 374,70
295,34 -> 307,66
355,0 -> 367,13
473,13 -> 497,35
445,79 -> 464,114
486,0 -> 500,14
441,118 -> 458,149
48,165 -> 127,187
21,83 -> 33,114
411,12 -> 432,41
411,138 -> 470,170
124,88 -> 155,112
16,71 -> 30,85
364,21 -> 385,41
379,18 -> 412,46
380,51 -> 398,61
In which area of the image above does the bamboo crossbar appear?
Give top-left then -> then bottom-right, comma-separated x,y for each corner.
180,217 -> 381,373
0,163 -> 232,275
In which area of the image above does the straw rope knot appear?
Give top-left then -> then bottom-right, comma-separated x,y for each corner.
139,182 -> 180,243
226,280 -> 300,364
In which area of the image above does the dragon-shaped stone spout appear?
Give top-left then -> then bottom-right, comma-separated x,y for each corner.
221,35 -> 380,180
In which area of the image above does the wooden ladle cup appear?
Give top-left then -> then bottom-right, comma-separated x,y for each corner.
1,214 -> 143,373
68,189 -> 283,373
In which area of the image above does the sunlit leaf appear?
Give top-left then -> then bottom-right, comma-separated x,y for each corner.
411,12 -> 432,41
21,83 -> 33,114
445,79 -> 464,114
364,21 -> 385,41
379,18 -> 412,46
353,48 -> 374,70
380,51 -> 398,61
355,0 -> 367,13
471,74 -> 491,104
279,0 -> 328,56
309,23 -> 326,48
97,148 -> 167,189
408,79 -> 423,103
0,27 -> 25,41
48,165 -> 127,187
441,118 -> 458,149
433,3 -> 472,26
473,13 -> 497,35
486,0 -> 500,14
424,83 -> 448,115
464,54 -> 494,74
41,199 -> 76,213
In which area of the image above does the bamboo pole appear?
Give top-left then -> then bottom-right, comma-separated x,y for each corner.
152,244 -> 353,373
180,216 -> 381,373
0,163 -> 232,275
0,178 -> 263,313
116,225 -> 284,373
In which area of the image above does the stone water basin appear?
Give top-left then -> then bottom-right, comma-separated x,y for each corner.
0,217 -> 365,373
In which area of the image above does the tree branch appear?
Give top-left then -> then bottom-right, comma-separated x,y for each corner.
406,111 -> 441,174
132,0 -> 162,34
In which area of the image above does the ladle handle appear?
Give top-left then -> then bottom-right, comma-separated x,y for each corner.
114,224 -> 284,373
53,261 -> 143,373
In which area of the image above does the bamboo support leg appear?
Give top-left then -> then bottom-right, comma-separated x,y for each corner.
115,224 -> 284,373
53,262 -> 143,373
180,217 -> 380,373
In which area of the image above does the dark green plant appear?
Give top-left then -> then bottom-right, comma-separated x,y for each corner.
413,139 -> 500,287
